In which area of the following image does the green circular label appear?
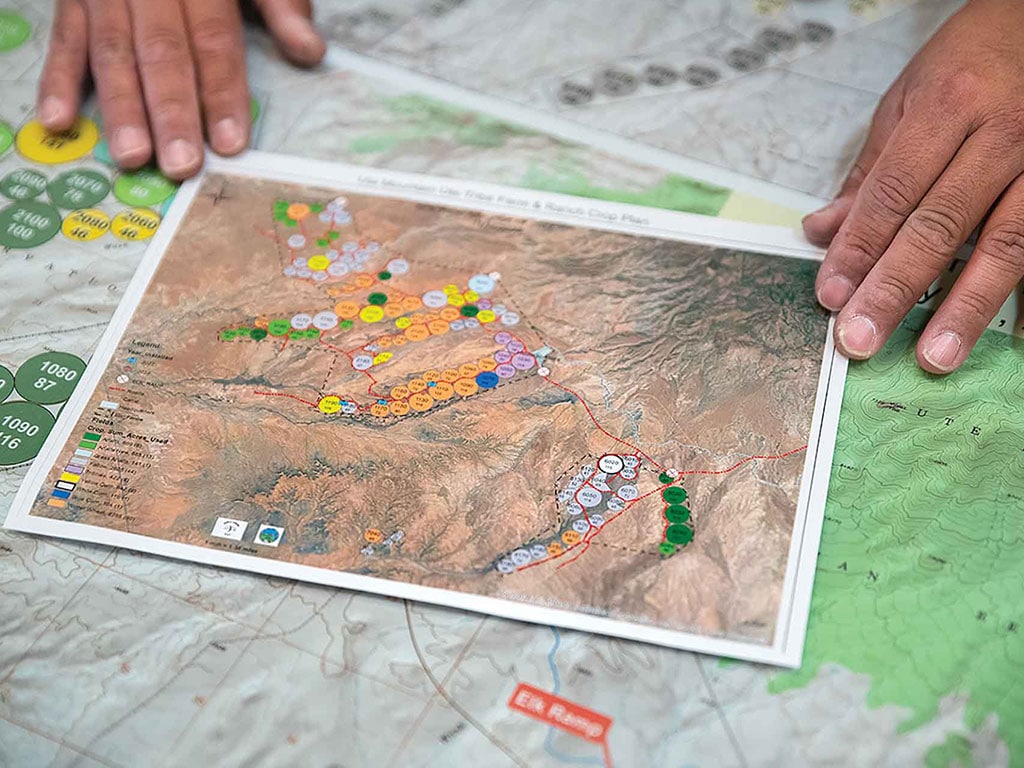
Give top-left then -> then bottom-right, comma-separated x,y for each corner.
664,505 -> 690,523
15,352 -> 86,405
48,169 -> 110,209
114,168 -> 176,207
0,200 -> 62,248
662,486 -> 688,504
1,168 -> 48,201
267,319 -> 291,336
0,364 -> 14,402
665,524 -> 694,546
0,11 -> 30,52
0,122 -> 13,156
0,401 -> 55,466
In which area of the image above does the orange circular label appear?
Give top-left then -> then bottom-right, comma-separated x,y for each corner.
478,357 -> 497,372
454,378 -> 479,397
353,273 -> 375,289
459,363 -> 479,378
370,404 -> 390,418
365,529 -> 383,543
389,400 -> 410,416
428,320 -> 449,336
439,306 -> 460,321
422,369 -> 441,382
405,325 -> 430,342
441,368 -> 460,382
390,385 -> 410,400
409,393 -> 435,412
408,378 -> 428,393
376,335 -> 393,349
562,530 -> 582,546
546,542 -> 564,557
384,303 -> 404,318
286,203 -> 310,220
335,301 -> 360,319
432,381 -> 455,400
402,296 -> 423,311
392,336 -> 408,347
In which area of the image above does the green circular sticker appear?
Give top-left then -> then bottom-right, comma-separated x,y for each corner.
114,168 -> 176,207
0,121 -> 13,157
0,401 -> 55,466
0,200 -> 62,248
48,169 -> 110,209
15,352 -> 86,405
1,168 -> 48,201
0,11 -> 30,53
0,364 -> 14,402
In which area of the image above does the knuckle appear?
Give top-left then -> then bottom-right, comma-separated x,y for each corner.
980,223 -> 1024,270
866,171 -> 918,218
834,227 -> 883,269
903,205 -> 968,254
139,30 -> 189,67
91,33 -> 134,68
147,96 -> 193,126
873,270 -> 922,310
191,20 -> 239,57
953,284 -> 997,318
928,71 -> 982,112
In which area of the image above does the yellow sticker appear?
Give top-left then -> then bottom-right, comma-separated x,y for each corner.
16,117 -> 99,164
111,207 -> 160,241
359,305 -> 384,323
477,309 -> 497,323
373,352 -> 392,365
61,208 -> 109,241
308,254 -> 330,271
395,317 -> 412,330
318,396 -> 341,414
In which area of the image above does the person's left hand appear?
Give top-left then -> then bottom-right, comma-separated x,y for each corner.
803,0 -> 1024,374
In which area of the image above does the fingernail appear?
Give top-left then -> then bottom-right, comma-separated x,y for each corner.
211,118 -> 246,154
818,275 -> 854,311
837,315 -> 878,359
162,139 -> 200,177
111,126 -> 150,163
922,331 -> 962,372
38,97 -> 66,127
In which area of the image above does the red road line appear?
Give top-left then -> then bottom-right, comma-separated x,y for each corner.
537,373 -> 666,472
674,445 -> 807,477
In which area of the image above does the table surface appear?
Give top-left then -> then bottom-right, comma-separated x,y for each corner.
2,2 -> 1022,767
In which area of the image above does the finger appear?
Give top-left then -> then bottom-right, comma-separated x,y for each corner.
803,81 -> 905,248
85,0 -> 152,167
916,178 -> 1024,373
834,128 -> 1023,360
815,110 -> 970,313
183,0 -> 250,156
37,0 -> 88,131
253,0 -> 326,67
128,0 -> 203,179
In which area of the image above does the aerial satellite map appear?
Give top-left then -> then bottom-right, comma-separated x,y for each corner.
9,160 -> 841,665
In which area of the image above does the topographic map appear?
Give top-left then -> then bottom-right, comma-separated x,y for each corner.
319,0 -> 964,201
0,1 -> 1021,767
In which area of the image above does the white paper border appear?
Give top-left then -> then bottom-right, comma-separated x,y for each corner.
5,151 -> 845,668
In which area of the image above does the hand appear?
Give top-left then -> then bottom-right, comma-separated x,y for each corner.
37,0 -> 326,180
803,0 -> 1024,374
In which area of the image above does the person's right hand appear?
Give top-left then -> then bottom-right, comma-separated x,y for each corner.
37,0 -> 326,180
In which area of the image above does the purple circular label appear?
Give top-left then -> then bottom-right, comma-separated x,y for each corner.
506,340 -> 525,353
495,363 -> 517,378
511,353 -> 535,370
494,350 -> 512,363
494,332 -> 512,345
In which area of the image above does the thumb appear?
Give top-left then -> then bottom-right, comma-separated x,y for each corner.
253,0 -> 325,67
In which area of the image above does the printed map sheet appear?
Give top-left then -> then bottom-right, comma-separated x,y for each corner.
6,152 -> 844,666
321,0 -> 964,208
